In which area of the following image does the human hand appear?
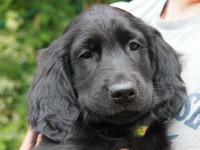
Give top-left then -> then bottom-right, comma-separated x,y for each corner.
20,127 -> 42,150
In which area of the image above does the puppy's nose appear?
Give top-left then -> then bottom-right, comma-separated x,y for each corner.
109,82 -> 136,106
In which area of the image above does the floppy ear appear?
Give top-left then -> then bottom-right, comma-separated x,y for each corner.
149,30 -> 187,123
28,35 -> 80,142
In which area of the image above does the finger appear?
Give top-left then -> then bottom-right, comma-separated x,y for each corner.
36,134 -> 43,146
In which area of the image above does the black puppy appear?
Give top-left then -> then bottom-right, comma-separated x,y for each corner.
28,5 -> 187,150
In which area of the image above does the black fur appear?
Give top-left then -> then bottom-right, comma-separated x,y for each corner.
28,5 -> 187,150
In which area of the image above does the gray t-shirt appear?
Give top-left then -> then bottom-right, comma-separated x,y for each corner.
112,0 -> 200,150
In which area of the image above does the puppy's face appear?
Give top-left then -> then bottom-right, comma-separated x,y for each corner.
69,7 -> 154,124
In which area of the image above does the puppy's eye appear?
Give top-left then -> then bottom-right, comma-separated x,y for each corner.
79,50 -> 92,59
128,41 -> 141,51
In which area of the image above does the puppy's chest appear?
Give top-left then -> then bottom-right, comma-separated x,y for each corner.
83,137 -> 135,150
108,139 -> 141,150
65,123 -> 167,150
74,129 -> 141,150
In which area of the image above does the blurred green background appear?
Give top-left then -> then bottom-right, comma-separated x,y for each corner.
0,0 -> 129,149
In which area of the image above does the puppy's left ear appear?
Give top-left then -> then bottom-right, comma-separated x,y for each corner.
28,35 -> 80,142
150,30 -> 187,122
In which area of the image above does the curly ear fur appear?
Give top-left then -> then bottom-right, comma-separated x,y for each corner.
149,30 -> 187,122
28,35 -> 80,142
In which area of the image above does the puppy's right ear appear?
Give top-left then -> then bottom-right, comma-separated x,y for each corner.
28,35 -> 79,142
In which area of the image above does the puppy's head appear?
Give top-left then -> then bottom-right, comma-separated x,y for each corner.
70,6 -> 154,124
28,5 -> 186,142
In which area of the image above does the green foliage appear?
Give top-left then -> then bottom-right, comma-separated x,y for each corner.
0,0 -> 123,149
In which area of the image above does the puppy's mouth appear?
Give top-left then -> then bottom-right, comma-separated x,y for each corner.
93,110 -> 144,125
107,111 -> 143,124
